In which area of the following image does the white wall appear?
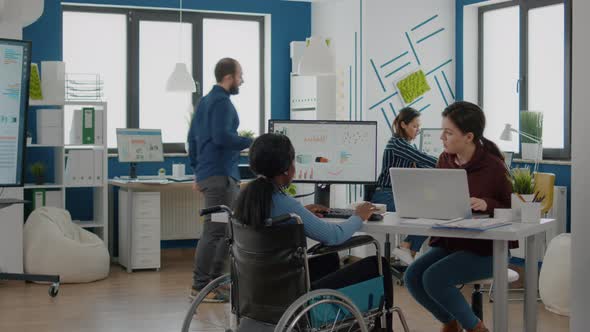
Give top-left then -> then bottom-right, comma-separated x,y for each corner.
571,0 -> 590,330
313,0 -> 455,171
365,0 -> 455,155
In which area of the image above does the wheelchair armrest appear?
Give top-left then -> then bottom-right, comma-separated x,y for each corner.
307,235 -> 377,257
200,205 -> 232,217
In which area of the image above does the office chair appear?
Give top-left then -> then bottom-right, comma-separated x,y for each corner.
534,172 -> 556,216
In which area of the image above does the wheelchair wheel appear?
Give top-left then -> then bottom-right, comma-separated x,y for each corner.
181,274 -> 236,332
274,289 -> 369,332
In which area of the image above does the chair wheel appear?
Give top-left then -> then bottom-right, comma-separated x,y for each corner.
48,283 -> 59,297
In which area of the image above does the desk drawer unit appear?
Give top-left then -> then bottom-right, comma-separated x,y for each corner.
118,190 -> 161,271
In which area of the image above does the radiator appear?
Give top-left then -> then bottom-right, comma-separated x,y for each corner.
160,189 -> 203,240
546,186 -> 568,241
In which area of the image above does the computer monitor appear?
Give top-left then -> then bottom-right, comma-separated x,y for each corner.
268,120 -> 378,206
0,39 -> 31,187
418,128 -> 444,158
116,128 -> 164,178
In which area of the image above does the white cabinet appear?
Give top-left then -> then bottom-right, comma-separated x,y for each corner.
118,191 -> 161,272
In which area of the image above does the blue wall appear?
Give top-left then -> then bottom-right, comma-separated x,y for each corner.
455,0 -> 572,231
22,0 -> 310,251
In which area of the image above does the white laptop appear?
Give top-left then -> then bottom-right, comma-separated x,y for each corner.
390,168 -> 473,220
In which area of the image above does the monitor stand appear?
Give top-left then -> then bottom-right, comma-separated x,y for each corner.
129,162 -> 137,179
314,183 -> 331,207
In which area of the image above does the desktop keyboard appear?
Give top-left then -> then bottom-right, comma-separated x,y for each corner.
322,208 -> 384,221
323,208 -> 355,219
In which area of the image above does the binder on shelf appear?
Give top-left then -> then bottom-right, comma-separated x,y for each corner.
66,150 -> 82,185
94,109 -> 104,145
94,149 -> 103,185
83,150 -> 95,185
32,189 -> 46,210
69,109 -> 83,145
82,107 -> 95,144
36,109 -> 63,145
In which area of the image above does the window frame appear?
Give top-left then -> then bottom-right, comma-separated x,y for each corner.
478,0 -> 572,160
62,5 -> 266,154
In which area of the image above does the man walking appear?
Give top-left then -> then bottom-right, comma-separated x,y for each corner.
187,58 -> 252,301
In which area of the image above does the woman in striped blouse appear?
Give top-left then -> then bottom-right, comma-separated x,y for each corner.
371,107 -> 437,264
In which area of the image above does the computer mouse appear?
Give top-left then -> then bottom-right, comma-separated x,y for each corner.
368,213 -> 383,222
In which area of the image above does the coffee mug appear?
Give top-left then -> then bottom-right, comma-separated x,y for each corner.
494,208 -> 515,222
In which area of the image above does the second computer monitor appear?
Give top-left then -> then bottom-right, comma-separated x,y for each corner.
268,120 -> 377,184
116,128 -> 164,163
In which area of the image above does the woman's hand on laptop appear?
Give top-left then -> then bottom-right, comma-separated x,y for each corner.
470,197 -> 488,212
354,202 -> 378,221
305,204 -> 329,217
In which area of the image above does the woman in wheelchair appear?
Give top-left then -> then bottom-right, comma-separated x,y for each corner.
233,133 -> 392,303
184,133 -> 410,332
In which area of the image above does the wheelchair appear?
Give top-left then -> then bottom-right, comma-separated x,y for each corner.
182,205 -> 409,332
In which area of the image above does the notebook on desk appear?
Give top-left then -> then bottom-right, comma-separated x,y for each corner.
431,218 -> 511,231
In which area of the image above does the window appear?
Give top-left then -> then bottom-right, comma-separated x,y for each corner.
63,10 -> 127,148
62,6 -> 265,152
138,21 -> 193,144
479,0 -> 571,159
528,4 -> 566,149
481,5 -> 520,153
203,18 -> 262,136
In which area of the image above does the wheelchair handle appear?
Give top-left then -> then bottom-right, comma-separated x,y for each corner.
264,213 -> 302,226
200,205 -> 232,217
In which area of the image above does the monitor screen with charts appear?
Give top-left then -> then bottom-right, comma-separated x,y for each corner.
116,129 -> 164,163
419,128 -> 444,158
0,39 -> 31,187
268,120 -> 378,184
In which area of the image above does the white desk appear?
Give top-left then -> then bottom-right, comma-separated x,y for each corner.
354,213 -> 555,332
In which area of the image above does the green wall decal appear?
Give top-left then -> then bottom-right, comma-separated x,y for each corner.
396,69 -> 430,104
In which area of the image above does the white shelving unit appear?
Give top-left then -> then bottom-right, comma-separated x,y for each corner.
25,101 -> 108,248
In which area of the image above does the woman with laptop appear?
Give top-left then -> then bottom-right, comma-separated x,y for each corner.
403,101 -> 512,332
371,107 -> 437,264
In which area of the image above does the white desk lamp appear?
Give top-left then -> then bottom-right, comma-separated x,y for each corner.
499,123 -> 542,174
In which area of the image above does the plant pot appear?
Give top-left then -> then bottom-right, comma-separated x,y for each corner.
521,142 -> 542,160
34,175 -> 45,185
521,202 -> 542,223
511,193 -> 535,220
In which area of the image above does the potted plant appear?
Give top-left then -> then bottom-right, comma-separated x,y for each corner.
29,162 -> 46,185
519,111 -> 543,160
238,130 -> 255,156
238,129 -> 256,140
510,167 -> 535,216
